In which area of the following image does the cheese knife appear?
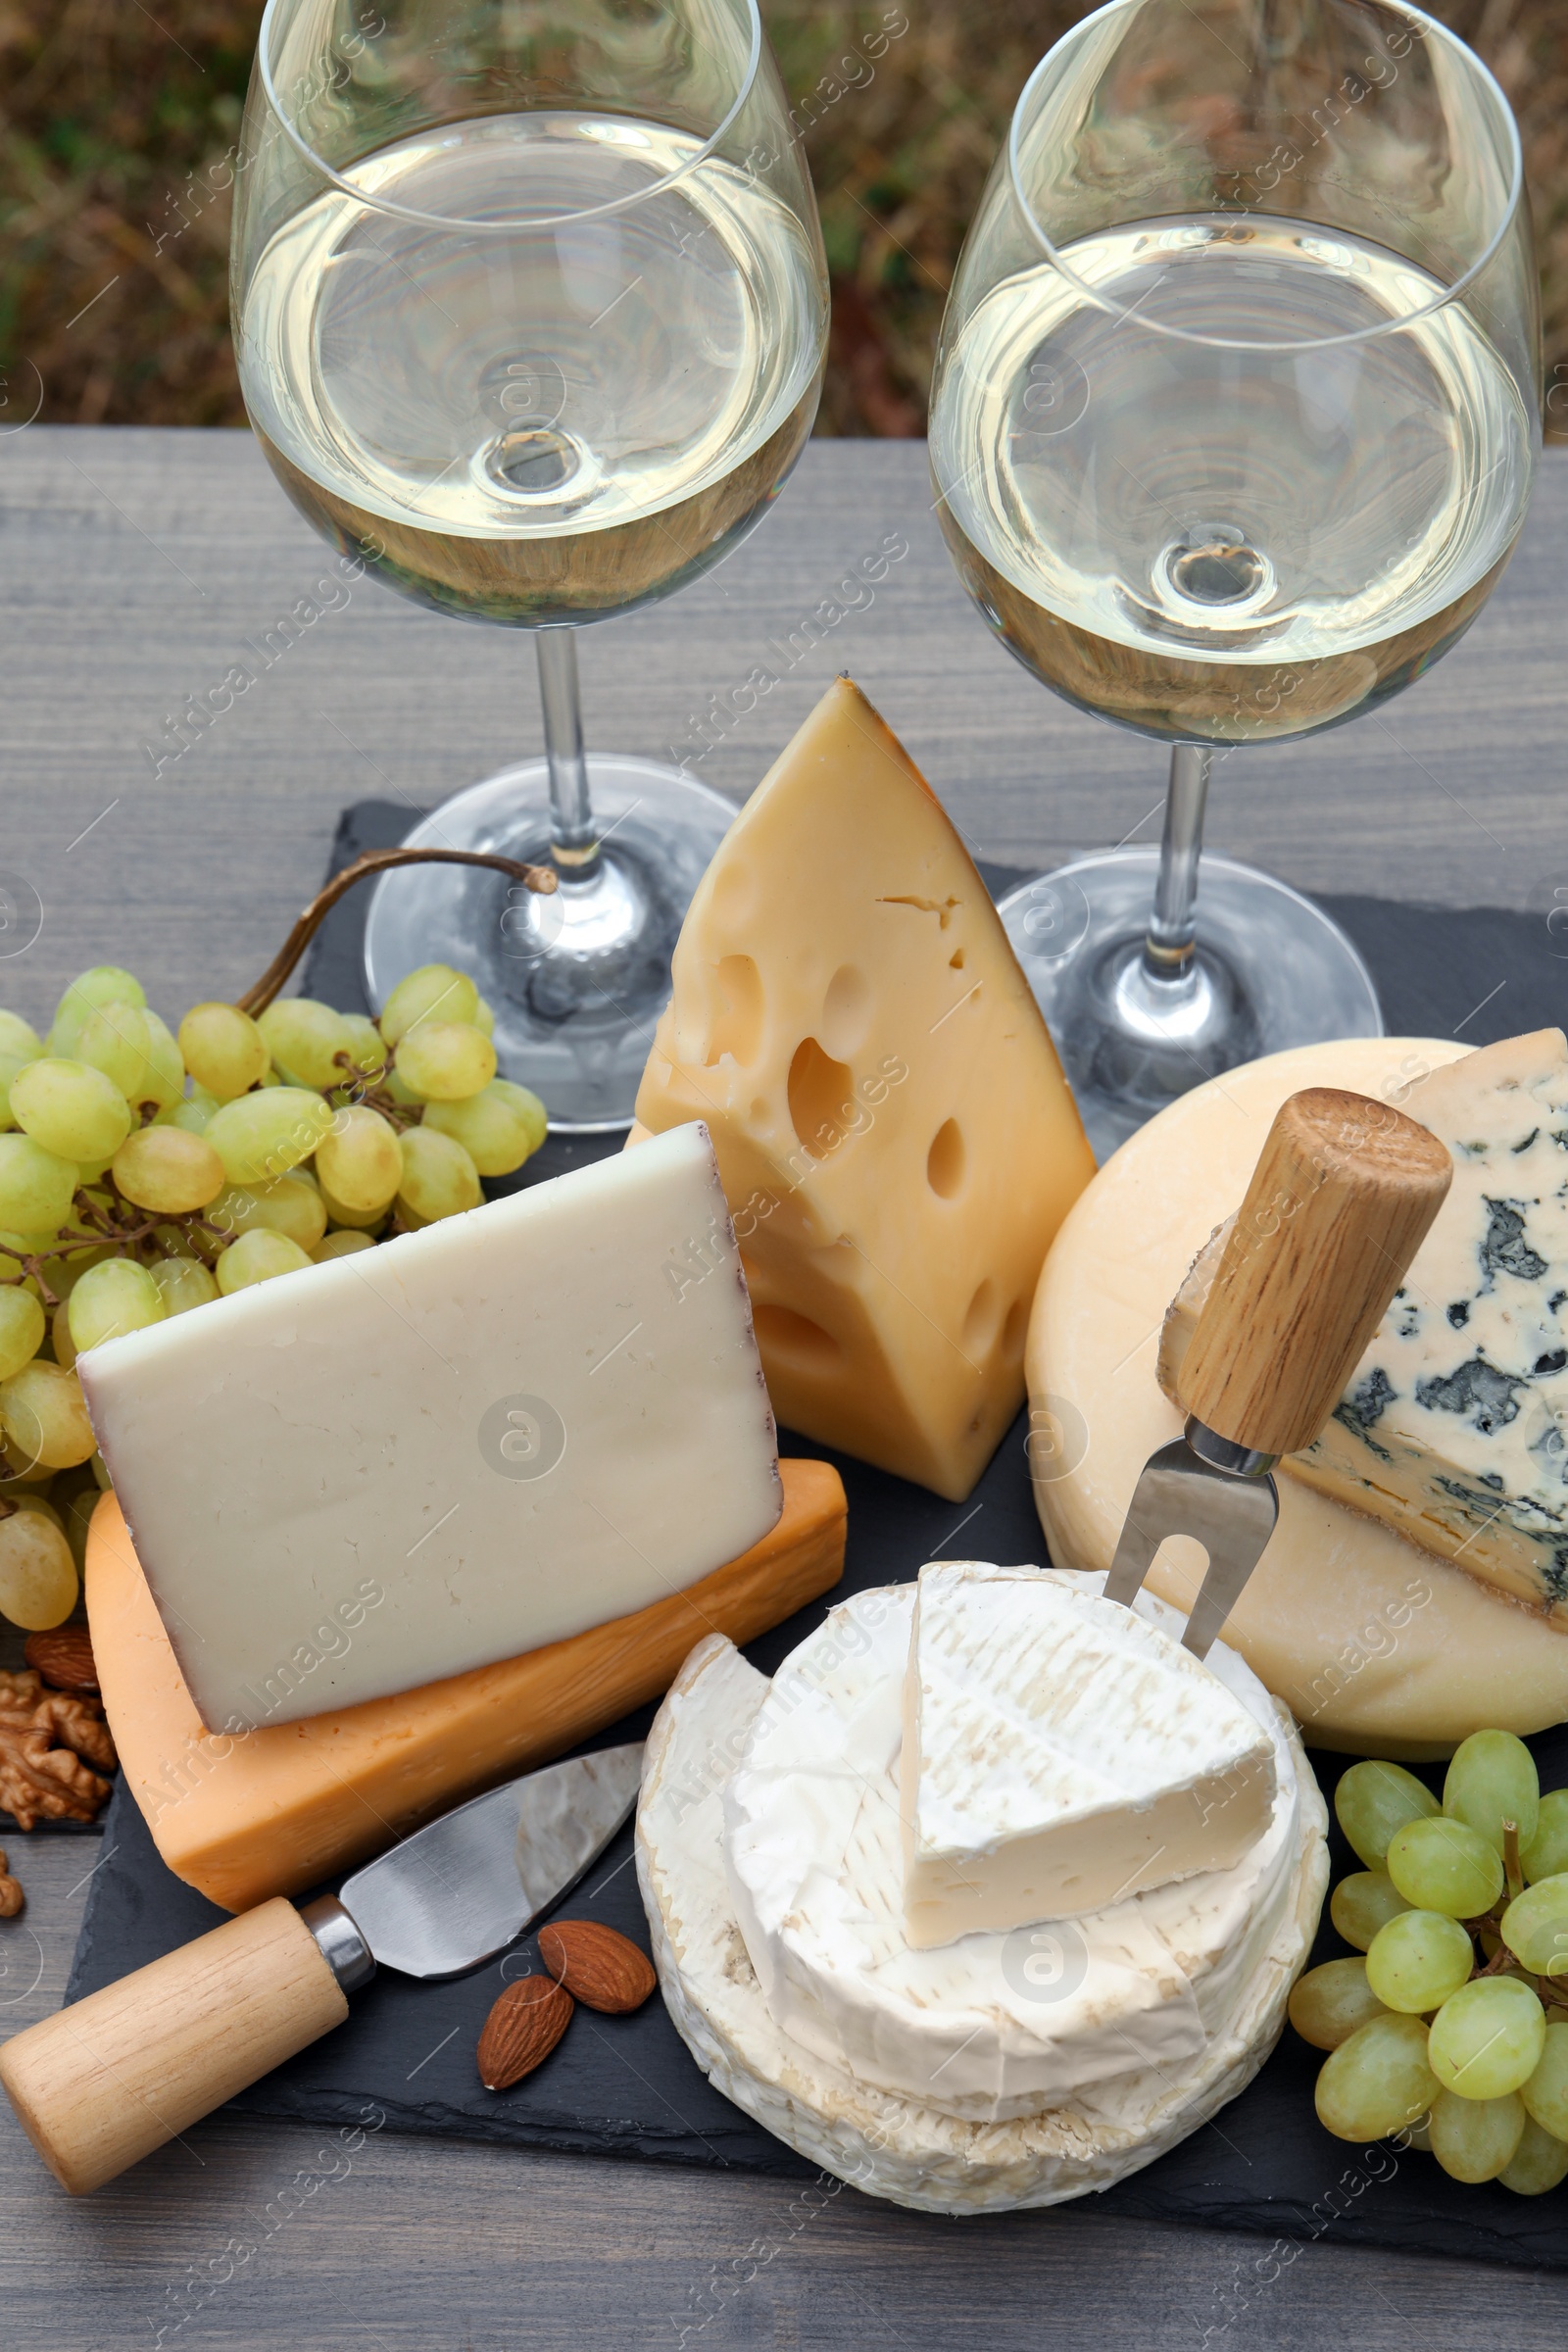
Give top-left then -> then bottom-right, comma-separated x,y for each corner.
0,1741 -> 643,2196
1106,1087 -> 1451,1659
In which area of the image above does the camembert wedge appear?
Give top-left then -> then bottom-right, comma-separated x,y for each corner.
902,1563 -> 1277,1945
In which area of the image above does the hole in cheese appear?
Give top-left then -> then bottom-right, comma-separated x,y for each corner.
949,949 -> 965,969
1002,1294 -> 1030,1359
705,954 -> 765,1067
926,1117 -> 965,1200
820,963 -> 873,1060
753,1303 -> 844,1372
963,1277 -> 1001,1353
787,1037 -> 856,1159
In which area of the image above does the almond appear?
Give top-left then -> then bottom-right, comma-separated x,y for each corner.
24,1625 -> 99,1696
538,1919 -> 657,2015
476,1975 -> 573,2091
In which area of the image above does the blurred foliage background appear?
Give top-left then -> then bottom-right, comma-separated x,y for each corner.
1,0 -> 1565,433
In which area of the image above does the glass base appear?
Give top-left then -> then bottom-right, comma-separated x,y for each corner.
999,849 -> 1383,1164
362,757 -> 736,1131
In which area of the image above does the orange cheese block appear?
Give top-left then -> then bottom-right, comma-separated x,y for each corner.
87,1458 -> 846,1913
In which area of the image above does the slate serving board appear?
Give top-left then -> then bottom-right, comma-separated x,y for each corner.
62,807 -> 1568,2267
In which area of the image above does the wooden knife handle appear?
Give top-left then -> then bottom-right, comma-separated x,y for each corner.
0,1897 -> 346,2194
1176,1087 -> 1451,1458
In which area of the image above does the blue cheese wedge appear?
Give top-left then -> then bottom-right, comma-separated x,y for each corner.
1160,1031 -> 1568,1623
901,1564 -> 1277,1945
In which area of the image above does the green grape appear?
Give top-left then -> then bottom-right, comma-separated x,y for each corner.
258,998 -> 356,1092
379,962 -> 479,1046
0,1050 -> 37,1133
55,965 -> 146,1019
136,1011 -> 187,1112
46,1241 -> 113,1301
1335,1760 -> 1441,1868
1386,1815 -> 1502,1919
177,1003 -> 270,1102
1330,1871 -> 1412,1953
1429,1976 -> 1545,2098
217,1230 -> 314,1294
0,1362 -> 96,1470
158,1085 -> 220,1137
10,1058 -> 132,1165
1444,1730 -> 1540,1857
69,1259 -> 167,1354
1365,1910 -> 1476,2015
422,1081 -> 544,1176
397,1127 -> 482,1223
337,1012 -> 388,1085
1500,2115 -> 1568,2194
0,1011 -> 43,1062
1288,1958 -> 1390,2051
51,1297 -> 75,1372
208,1175 -> 327,1252
1315,2012 -> 1438,2141
112,1126 -> 225,1216
312,1230 -> 375,1262
1523,1790 -> 1568,1886
89,1448 -> 112,1492
1500,1875 -> 1568,1982
472,995 -> 495,1038
0,1505 -> 77,1629
490,1078 -> 548,1155
1520,2019 -> 1568,2140
0,1289 -> 44,1383
51,966 -> 147,1054
394,1020 -> 497,1102
315,1106 -> 403,1214
205,1089 -> 333,1188
1428,2086 -> 1525,2182
73,1003 -> 151,1103
0,1137 -> 77,1236
318,1183 -> 389,1233
149,1257 -> 220,1316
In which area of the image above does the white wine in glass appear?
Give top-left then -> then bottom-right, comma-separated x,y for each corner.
233,0 -> 829,1129
930,0 -> 1540,1160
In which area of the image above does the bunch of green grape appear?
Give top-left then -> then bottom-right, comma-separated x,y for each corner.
1290,1731 -> 1568,2195
0,959 -> 545,1637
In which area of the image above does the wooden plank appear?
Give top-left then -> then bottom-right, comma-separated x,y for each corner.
1,425 -> 1566,2343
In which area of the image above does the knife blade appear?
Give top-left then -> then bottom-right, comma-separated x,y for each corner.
0,1741 -> 644,2195
1106,1086 -> 1451,1659
310,1744 -> 643,1982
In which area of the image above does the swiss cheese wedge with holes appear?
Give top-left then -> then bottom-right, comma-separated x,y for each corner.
634,677 -> 1094,1499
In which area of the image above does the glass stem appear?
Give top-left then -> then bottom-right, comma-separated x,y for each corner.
535,627 -> 600,871
1143,742 -> 1211,983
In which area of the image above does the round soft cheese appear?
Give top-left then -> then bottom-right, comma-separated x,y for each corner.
723,1577 -> 1307,2123
637,1628 -> 1328,2214
1027,1036 -> 1568,1759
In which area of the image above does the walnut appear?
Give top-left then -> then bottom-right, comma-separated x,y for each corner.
0,1670 -> 117,1829
0,1846 -> 22,1918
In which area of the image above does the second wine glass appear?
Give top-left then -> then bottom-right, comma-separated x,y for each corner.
930,0 -> 1539,1160
232,0 -> 829,1128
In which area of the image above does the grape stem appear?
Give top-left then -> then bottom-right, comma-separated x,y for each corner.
1503,1818 -> 1525,1904
236,850 -> 559,1018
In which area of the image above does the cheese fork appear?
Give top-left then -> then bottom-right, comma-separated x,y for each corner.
1106,1086 -> 1452,1659
0,1742 -> 642,2195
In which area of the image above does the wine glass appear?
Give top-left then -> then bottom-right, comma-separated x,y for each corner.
232,0 -> 828,1129
929,0 -> 1540,1162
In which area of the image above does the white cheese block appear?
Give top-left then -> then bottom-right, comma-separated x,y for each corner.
902,1563 -> 1277,1945
79,1123 -> 781,1730
637,1620 -> 1327,2214
1027,1036 -> 1568,1757
721,1575 -> 1310,2124
634,675 -> 1096,1502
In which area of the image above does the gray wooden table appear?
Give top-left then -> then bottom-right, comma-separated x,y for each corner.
1,426 -> 1566,2350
